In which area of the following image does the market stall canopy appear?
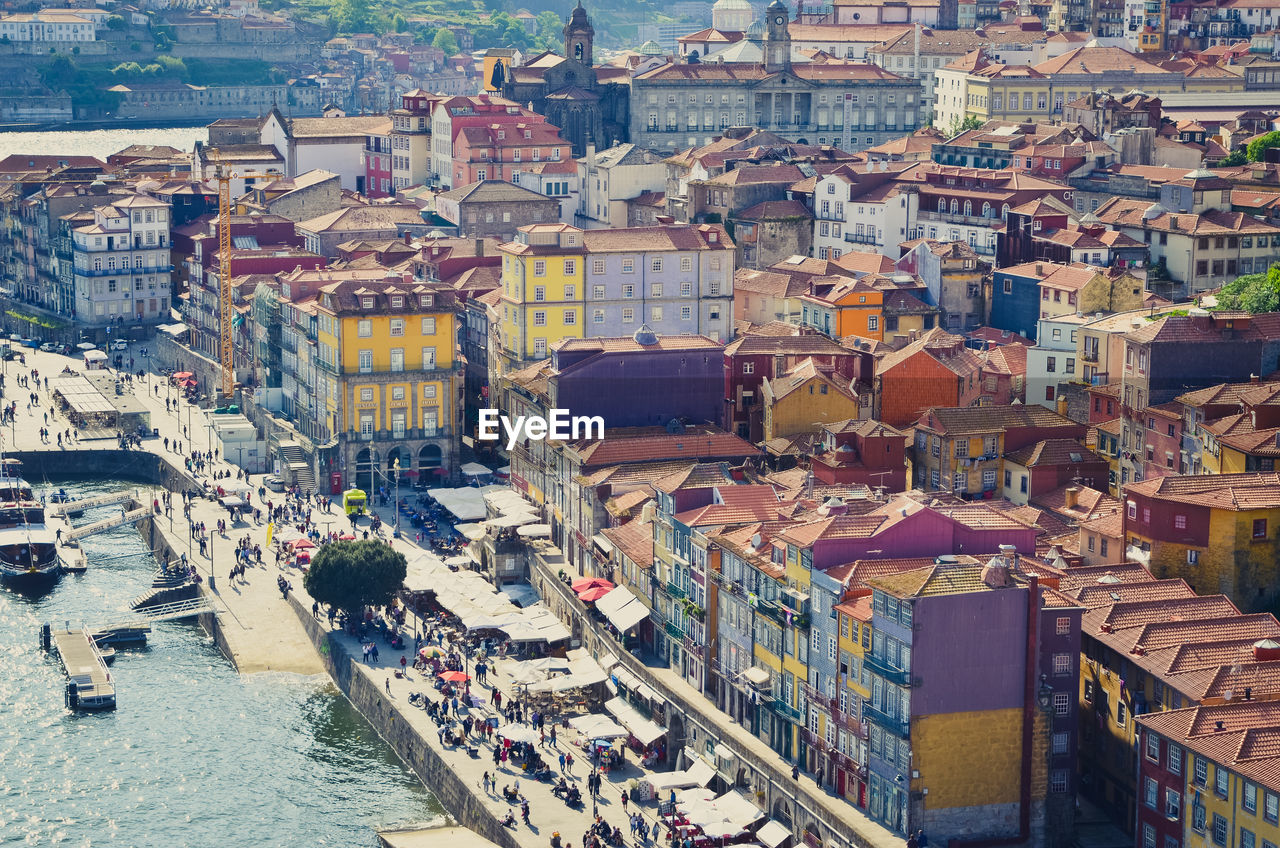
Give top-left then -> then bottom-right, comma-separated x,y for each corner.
595,586 -> 650,632
219,495 -> 246,508
678,790 -> 764,835
75,342 -> 97,351
455,522 -> 487,541
82,349 -> 107,362
516,523 -> 552,538
605,697 -> 666,746
644,754 -> 717,793
427,487 -> 491,521
578,585 -> 613,603
500,583 -> 540,608
569,714 -> 629,739
499,725 -> 541,744
755,821 -> 792,848
571,576 -> 613,593
460,462 -> 493,477
484,513 -> 538,528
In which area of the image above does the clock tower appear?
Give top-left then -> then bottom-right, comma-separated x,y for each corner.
764,0 -> 791,73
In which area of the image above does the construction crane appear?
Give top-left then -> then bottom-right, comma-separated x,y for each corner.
211,159 -> 278,402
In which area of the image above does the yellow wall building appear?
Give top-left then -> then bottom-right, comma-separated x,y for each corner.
497,223 -> 587,375
316,276 -> 459,490
760,358 -> 863,443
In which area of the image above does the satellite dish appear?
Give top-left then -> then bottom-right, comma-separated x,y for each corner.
666,418 -> 683,434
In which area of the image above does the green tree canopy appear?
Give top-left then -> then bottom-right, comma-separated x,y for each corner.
106,15 -> 127,30
1214,265 -> 1280,313
1248,131 -> 1280,163
333,0 -> 373,35
432,27 -> 458,54
303,540 -> 407,617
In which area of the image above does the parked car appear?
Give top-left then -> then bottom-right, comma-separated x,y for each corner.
39,342 -> 56,352
109,339 -> 129,351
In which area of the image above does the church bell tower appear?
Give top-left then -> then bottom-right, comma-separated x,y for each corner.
764,0 -> 791,73
564,1 -> 594,66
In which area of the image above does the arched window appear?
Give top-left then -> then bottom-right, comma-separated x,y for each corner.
950,199 -> 959,214
1002,203 -> 1011,218
938,198 -> 946,212
982,202 -> 992,217
963,200 -> 972,217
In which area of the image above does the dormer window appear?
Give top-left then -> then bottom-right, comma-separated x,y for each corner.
362,297 -> 374,309
391,295 -> 403,308
420,294 -> 433,307
497,130 -> 505,140
525,129 -> 532,139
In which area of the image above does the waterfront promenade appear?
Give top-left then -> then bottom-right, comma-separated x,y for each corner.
4,346 -> 905,848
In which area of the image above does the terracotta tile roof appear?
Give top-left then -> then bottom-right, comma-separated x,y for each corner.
1078,509 -> 1124,537
733,268 -> 810,299
1129,614 -> 1280,654
723,334 -> 851,357
1073,578 -> 1197,608
1137,702 -> 1280,792
775,513 -> 887,547
1124,472 -> 1280,511
1163,637 -> 1280,676
1055,563 -> 1158,593
1004,438 -> 1103,468
1033,45 -> 1171,75
734,199 -> 812,220
602,519 -> 654,569
1031,483 -> 1121,521
1095,198 -> 1280,237
566,429 -> 758,468
914,403 -> 1078,435
1097,592 -> 1240,629
650,461 -> 741,494
1181,660 -> 1280,703
876,327 -> 983,378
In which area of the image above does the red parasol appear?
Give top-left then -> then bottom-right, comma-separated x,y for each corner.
577,585 -> 613,602
571,576 -> 614,593
438,670 -> 470,682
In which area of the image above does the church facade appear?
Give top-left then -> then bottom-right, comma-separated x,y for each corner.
501,2 -> 631,158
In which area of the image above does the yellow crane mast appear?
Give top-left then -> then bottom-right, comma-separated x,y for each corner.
210,159 -> 276,402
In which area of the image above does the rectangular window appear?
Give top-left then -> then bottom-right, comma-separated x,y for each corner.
592,309 -> 604,324
622,308 -> 634,324
1254,519 -> 1268,539
1217,767 -> 1230,798
1169,745 -> 1183,775
534,260 -> 546,277
421,347 -> 436,369
1056,617 -> 1070,636
564,258 -> 576,276
534,286 -> 545,302
623,285 -> 635,299
622,259 -> 634,273
1243,830 -> 1256,848
1267,793 -> 1279,823
1246,783 -> 1258,814
564,310 -> 576,325
1145,777 -> 1159,809
390,318 -> 404,337
1147,732 -> 1161,762
1144,825 -> 1157,848
358,350 -> 373,373
358,319 -> 372,337
1195,757 -> 1208,787
533,311 -> 546,326
1214,815 -> 1228,846
421,317 -> 436,335
593,259 -> 606,275
1167,788 -> 1181,821
1053,692 -> 1069,716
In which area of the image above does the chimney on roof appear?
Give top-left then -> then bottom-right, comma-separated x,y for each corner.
1214,721 -> 1225,732
1065,485 -> 1080,509
1035,263 -> 1044,276
475,237 -> 485,257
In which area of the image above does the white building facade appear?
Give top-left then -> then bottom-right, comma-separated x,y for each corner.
71,195 -> 172,326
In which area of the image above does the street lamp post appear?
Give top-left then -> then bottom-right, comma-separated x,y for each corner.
393,456 -> 400,537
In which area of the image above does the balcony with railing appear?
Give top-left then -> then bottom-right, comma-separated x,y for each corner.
843,231 -> 878,245
864,653 -> 912,687
770,697 -> 803,723
832,705 -> 869,738
801,728 -> 829,755
862,702 -> 909,738
918,208 -> 1001,226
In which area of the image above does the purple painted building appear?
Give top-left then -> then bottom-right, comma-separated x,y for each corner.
549,329 -> 726,428
862,551 -> 1082,848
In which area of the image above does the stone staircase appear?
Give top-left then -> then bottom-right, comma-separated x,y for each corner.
277,440 -> 316,491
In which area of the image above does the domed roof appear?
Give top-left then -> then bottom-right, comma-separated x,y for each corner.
713,0 -> 754,8
633,324 -> 658,346
639,39 -> 663,55
745,16 -> 765,40
767,0 -> 788,11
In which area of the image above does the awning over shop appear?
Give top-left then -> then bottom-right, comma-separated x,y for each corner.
427,487 -> 489,521
742,666 -> 771,687
569,714 -> 629,739
644,755 -> 716,793
605,696 -> 666,746
595,586 -> 650,632
755,820 -> 792,848
592,533 -> 614,553
677,790 -> 764,835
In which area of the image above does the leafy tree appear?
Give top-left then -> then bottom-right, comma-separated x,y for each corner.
303,540 -> 407,617
536,10 -> 561,44
1214,265 -> 1280,314
433,27 -> 458,54
391,13 -> 407,33
333,0 -> 373,34
106,15 -> 127,30
1221,148 -> 1247,167
942,114 -> 983,137
1248,131 -> 1280,163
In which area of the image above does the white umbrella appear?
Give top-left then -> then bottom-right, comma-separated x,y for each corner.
498,725 -> 541,744
75,342 -> 97,350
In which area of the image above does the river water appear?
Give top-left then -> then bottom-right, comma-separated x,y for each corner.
0,479 -> 443,847
0,127 -> 209,161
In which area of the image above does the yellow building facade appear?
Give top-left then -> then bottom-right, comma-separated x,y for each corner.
315,277 -> 459,489
496,223 -> 585,376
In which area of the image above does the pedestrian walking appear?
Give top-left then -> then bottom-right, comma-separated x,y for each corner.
385,677 -> 391,694
621,792 -> 629,814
